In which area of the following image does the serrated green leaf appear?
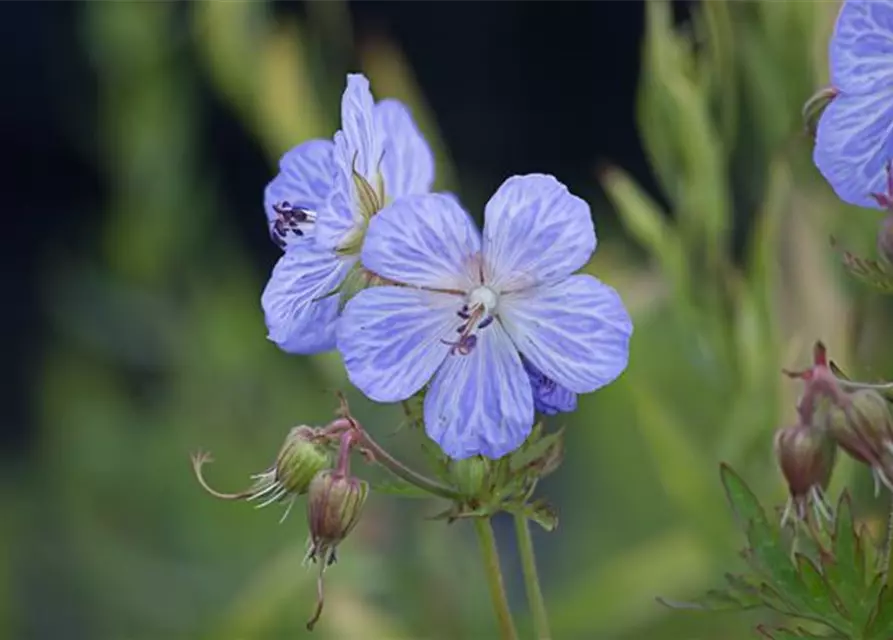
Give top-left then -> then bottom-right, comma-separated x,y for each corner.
372,478 -> 432,500
794,554 -> 851,632
508,500 -> 558,533
825,494 -> 871,625
720,466 -> 812,611
864,585 -> 893,640
757,625 -> 842,639
656,587 -> 757,612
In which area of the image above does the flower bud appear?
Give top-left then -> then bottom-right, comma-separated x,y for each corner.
449,456 -> 492,500
802,85 -> 838,138
830,389 -> 893,490
192,425 -> 332,522
306,470 -> 369,566
276,426 -> 333,496
774,423 -> 836,524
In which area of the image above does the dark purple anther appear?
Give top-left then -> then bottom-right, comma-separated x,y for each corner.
270,202 -> 315,245
477,315 -> 494,330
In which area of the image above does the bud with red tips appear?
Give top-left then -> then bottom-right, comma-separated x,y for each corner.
305,469 -> 369,567
825,389 -> 893,493
774,423 -> 837,526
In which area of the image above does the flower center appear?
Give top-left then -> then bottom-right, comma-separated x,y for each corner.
271,202 -> 316,248
442,286 -> 499,356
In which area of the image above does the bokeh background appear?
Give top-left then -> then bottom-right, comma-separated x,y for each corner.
4,1 -> 889,638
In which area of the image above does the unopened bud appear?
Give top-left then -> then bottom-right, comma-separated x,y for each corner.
192,425 -> 332,522
449,456 -> 492,500
839,389 -> 893,490
774,423 -> 836,525
306,470 -> 369,567
802,85 -> 838,138
276,426 -> 333,495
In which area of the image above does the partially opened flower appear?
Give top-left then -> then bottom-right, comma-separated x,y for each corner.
813,0 -> 893,208
337,175 -> 632,459
261,74 -> 434,354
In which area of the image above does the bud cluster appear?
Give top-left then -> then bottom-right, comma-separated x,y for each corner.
777,342 -> 893,526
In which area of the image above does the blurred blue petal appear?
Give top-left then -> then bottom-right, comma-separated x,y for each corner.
361,193 -> 481,290
501,275 -> 632,394
483,174 -> 595,291
523,358 -> 577,415
424,322 -> 533,459
264,140 -> 335,249
375,99 -> 435,199
338,287 -> 457,402
814,91 -> 893,208
831,0 -> 893,95
261,240 -> 355,354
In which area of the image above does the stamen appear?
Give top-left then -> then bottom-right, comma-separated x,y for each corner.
271,202 -> 316,246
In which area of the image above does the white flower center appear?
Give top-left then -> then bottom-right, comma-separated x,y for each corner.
468,286 -> 499,314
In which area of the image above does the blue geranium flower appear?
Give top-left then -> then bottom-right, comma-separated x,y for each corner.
261,74 -> 434,354
336,175 -> 632,460
814,0 -> 893,208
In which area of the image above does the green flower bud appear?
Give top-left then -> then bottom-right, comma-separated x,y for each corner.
774,423 -> 836,524
275,426 -> 333,495
802,85 -> 837,138
449,456 -> 492,500
306,470 -> 369,567
192,425 -> 332,522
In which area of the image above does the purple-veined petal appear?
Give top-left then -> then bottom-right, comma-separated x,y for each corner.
424,322 -> 534,460
523,358 -> 577,415
313,174 -> 365,251
264,140 -> 336,249
375,99 -> 435,199
261,240 -> 355,354
830,0 -> 893,95
361,193 -> 482,290
339,74 -> 382,181
338,286 -> 459,402
814,91 -> 893,209
482,174 -> 595,291
500,274 -> 632,394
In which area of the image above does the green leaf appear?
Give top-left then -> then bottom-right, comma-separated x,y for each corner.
825,494 -> 870,625
757,625 -> 843,639
864,585 -> 893,640
794,554 -> 850,632
720,466 -> 811,611
656,587 -> 759,612
508,500 -> 559,533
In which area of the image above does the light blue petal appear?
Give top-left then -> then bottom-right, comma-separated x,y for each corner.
261,241 -> 355,354
482,174 -> 595,291
339,74 -> 382,181
375,99 -> 435,199
338,286 -> 459,402
313,174 -> 364,252
814,91 -> 893,208
264,140 -> 335,249
523,358 -> 577,415
830,0 -> 893,95
424,322 -> 533,460
362,194 -> 482,290
500,274 -> 632,394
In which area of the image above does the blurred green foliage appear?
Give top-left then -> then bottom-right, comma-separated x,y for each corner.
6,0 -> 893,638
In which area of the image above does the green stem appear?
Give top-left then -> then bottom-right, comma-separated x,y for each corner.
514,514 -> 552,639
473,518 -> 519,640
356,430 -> 461,501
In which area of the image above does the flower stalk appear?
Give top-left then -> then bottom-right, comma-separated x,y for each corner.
473,518 -> 519,640
514,514 -> 551,639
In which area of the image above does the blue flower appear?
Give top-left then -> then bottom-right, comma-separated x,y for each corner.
814,0 -> 893,208
337,175 -> 633,459
261,74 -> 435,354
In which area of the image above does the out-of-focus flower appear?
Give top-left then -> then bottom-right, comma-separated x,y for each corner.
337,175 -> 632,459
813,0 -> 893,208
774,423 -> 837,526
262,74 -> 434,354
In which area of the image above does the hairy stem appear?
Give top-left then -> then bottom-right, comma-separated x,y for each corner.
473,518 -> 519,640
514,514 -> 551,639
